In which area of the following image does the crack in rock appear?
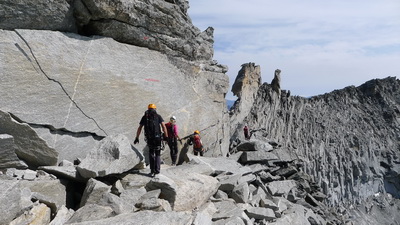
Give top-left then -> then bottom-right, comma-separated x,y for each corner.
9,113 -> 105,141
14,30 -> 108,136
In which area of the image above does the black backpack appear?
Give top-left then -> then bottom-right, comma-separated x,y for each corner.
144,109 -> 162,146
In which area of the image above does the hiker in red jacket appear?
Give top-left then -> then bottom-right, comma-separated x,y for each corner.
189,130 -> 204,156
243,125 -> 250,140
164,116 -> 180,166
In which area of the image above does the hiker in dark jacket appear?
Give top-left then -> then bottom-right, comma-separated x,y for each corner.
189,130 -> 204,156
134,104 -> 168,177
165,116 -> 181,166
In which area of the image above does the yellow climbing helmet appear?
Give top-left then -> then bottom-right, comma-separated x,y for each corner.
194,130 -> 200,134
148,103 -> 156,109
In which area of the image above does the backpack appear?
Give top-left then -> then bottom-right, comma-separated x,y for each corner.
165,123 -> 175,139
193,135 -> 202,149
144,110 -> 161,146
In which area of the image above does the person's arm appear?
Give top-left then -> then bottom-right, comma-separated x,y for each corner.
134,125 -> 143,144
161,122 -> 168,138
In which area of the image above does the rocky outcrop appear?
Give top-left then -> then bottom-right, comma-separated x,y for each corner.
0,0 -> 77,32
230,70 -> 400,224
0,0 -> 214,61
230,63 -> 262,140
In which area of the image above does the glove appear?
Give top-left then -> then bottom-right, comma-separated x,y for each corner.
134,137 -> 139,144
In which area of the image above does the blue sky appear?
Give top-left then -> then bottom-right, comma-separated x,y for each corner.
188,0 -> 400,100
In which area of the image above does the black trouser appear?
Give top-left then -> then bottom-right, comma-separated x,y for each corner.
194,147 -> 203,156
167,138 -> 178,164
148,145 -> 161,174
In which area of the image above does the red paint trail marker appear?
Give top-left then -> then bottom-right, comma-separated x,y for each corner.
143,36 -> 149,40
145,78 -> 160,82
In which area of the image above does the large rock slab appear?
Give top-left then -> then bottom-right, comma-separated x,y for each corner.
0,29 -> 229,163
77,134 -> 143,178
147,166 -> 220,211
0,110 -> 58,167
0,134 -> 28,169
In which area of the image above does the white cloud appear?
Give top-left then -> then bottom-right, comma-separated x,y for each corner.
189,0 -> 400,99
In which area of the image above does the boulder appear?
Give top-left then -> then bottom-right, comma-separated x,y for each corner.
80,178 -> 111,207
245,206 -> 276,221
0,179 -> 33,225
77,134 -> 143,178
135,189 -> 167,211
19,179 -> 67,213
192,202 -> 217,225
212,200 -> 252,224
10,203 -> 51,225
240,150 -> 279,164
0,134 -> 28,169
230,182 -> 250,204
145,174 -> 177,207
49,205 -> 75,225
150,167 -> 219,211
66,204 -> 113,224
236,140 -> 274,152
267,180 -> 297,197
0,110 -> 58,167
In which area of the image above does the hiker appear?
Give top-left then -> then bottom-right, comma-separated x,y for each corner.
134,103 -> 168,177
244,125 -> 250,140
164,116 -> 181,166
189,130 -> 204,156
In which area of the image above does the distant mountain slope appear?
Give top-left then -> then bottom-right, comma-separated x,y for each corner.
234,76 -> 400,207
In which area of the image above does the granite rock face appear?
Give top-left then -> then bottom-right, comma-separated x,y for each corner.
0,29 -> 229,164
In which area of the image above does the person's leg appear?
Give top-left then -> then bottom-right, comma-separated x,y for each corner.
171,139 -> 178,165
194,150 -> 198,156
199,150 -> 204,156
149,146 -> 156,174
168,140 -> 174,165
154,146 -> 161,174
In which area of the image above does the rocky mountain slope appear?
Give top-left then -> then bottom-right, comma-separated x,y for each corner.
230,63 -> 400,224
